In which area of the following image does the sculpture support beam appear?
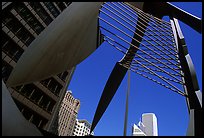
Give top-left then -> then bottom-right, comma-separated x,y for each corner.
171,18 -> 202,136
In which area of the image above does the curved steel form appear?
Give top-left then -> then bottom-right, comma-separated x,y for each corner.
90,2 -> 202,136
6,2 -> 103,87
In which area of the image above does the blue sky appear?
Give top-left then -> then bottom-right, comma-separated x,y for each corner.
68,2 -> 202,136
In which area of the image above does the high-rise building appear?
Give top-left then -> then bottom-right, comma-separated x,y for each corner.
73,119 -> 94,136
58,91 -> 80,136
132,113 -> 158,136
2,2 -> 75,135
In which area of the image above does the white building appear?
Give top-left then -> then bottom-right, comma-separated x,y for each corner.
73,119 -> 94,136
132,113 -> 158,136
132,124 -> 146,136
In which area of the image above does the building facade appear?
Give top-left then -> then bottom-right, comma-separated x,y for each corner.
73,119 -> 94,136
132,113 -> 158,136
132,124 -> 146,136
2,2 -> 75,135
58,91 -> 80,136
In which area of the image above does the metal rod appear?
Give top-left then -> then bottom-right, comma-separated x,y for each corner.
100,6 -> 179,61
103,33 -> 185,96
118,2 -> 173,35
108,3 -> 179,58
105,36 -> 181,84
98,19 -> 182,76
119,2 -> 178,53
130,65 -> 184,84
128,66 -> 186,96
106,3 -> 174,45
99,25 -> 183,82
123,69 -> 130,136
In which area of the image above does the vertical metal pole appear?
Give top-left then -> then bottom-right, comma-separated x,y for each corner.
123,69 -> 130,136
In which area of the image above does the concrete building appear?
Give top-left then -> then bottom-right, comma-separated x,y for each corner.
73,119 -> 94,136
132,113 -> 158,136
58,91 -> 80,136
2,2 -> 75,135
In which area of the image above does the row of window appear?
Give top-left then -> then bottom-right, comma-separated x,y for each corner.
13,3 -> 45,35
14,98 -> 48,129
40,77 -> 63,96
2,2 -> 70,49
2,12 -> 35,47
2,2 -> 72,134
13,83 -> 56,113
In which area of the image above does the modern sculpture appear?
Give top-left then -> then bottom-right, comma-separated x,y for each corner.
90,2 -> 202,136
6,2 -> 103,87
3,2 -> 202,136
3,2 -> 103,136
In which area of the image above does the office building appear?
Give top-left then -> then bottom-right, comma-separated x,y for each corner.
73,119 -> 94,136
58,91 -> 80,136
132,113 -> 158,136
2,2 -> 75,135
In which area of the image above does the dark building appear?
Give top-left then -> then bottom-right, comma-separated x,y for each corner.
2,2 -> 75,135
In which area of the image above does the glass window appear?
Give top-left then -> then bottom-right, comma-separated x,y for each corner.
55,2 -> 66,11
14,3 -> 45,34
28,2 -> 53,25
2,10 -> 35,46
43,2 -> 60,18
2,31 -> 24,62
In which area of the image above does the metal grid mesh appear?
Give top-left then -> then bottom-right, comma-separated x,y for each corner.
98,2 -> 186,96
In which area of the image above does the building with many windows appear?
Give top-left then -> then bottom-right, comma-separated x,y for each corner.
2,2 -> 75,135
58,90 -> 80,136
73,119 -> 94,136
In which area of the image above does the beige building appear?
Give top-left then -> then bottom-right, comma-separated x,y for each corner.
2,2 -> 75,135
58,90 -> 80,136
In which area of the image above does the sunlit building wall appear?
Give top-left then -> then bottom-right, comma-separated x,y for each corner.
132,123 -> 147,136
73,119 -> 94,136
58,91 -> 80,136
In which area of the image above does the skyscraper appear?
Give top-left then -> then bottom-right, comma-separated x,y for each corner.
2,2 -> 74,135
58,91 -> 80,136
132,113 -> 158,136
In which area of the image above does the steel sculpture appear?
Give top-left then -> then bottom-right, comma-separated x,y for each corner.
2,2 -> 202,136
6,2 -> 103,87
90,2 -> 202,136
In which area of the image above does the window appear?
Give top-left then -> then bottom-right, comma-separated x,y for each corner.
55,2 -> 66,11
44,2 -> 60,18
2,11 -> 35,46
28,2 -> 53,25
2,60 -> 13,82
2,31 -> 24,62
14,3 -> 45,34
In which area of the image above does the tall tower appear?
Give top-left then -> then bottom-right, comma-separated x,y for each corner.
142,113 -> 158,136
58,90 -> 80,136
